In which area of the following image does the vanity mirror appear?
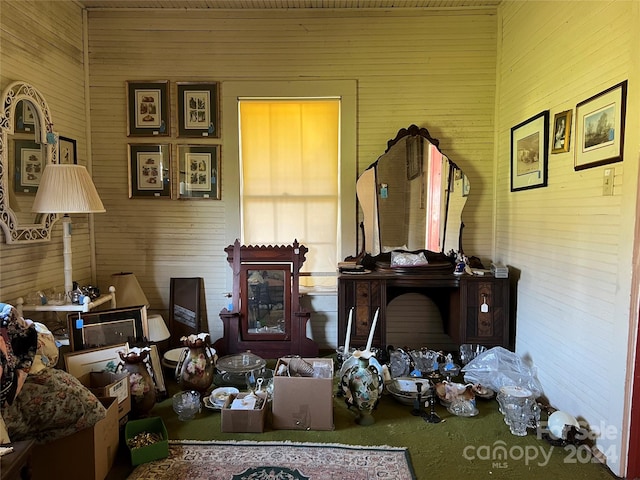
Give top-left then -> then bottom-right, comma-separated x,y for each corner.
357,124 -> 467,258
0,81 -> 58,243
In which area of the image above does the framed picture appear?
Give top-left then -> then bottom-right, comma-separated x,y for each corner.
67,306 -> 149,351
177,82 -> 220,138
406,135 -> 423,180
574,80 -> 627,171
148,344 -> 167,398
128,144 -> 171,198
126,81 -> 169,136
177,144 -> 221,199
64,343 -> 128,377
58,136 -> 78,164
510,110 -> 549,192
14,100 -> 36,133
551,110 -> 572,154
13,139 -> 43,193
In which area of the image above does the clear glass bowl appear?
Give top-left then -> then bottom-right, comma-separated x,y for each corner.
172,390 -> 201,421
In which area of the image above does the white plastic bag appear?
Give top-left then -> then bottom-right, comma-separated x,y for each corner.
461,346 -> 543,398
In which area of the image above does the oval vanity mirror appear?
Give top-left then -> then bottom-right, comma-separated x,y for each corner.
357,124 -> 468,258
0,81 -> 58,243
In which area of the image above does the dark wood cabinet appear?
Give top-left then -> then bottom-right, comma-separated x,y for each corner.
449,275 -> 510,348
338,278 -> 385,348
338,272 -> 512,352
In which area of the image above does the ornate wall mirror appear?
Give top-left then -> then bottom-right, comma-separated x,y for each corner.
357,124 -> 467,257
0,81 -> 58,243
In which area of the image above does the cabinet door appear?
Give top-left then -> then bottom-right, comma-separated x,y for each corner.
459,276 -> 510,348
338,278 -> 384,349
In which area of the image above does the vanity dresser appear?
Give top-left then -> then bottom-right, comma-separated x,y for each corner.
341,125 -> 513,353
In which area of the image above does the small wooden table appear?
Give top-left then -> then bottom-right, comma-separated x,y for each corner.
1,440 -> 34,480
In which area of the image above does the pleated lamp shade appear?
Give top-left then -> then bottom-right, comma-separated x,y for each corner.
111,272 -> 150,309
32,164 -> 105,214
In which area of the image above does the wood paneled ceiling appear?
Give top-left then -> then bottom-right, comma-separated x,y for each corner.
79,0 -> 501,9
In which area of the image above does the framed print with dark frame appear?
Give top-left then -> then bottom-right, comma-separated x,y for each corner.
177,82 -> 220,138
14,100 -> 36,133
126,81 -> 169,136
128,143 -> 171,198
14,139 -> 43,193
551,110 -> 572,154
58,136 -> 78,164
67,306 -> 150,351
510,110 -> 549,192
574,80 -> 627,171
177,144 -> 221,199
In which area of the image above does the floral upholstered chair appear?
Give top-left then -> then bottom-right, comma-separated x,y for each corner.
0,302 -> 106,444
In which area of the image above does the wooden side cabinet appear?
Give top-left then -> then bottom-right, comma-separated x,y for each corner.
338,277 -> 385,349
452,275 -> 511,349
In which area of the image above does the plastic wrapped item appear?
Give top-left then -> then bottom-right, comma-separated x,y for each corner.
390,251 -> 429,267
461,346 -> 543,398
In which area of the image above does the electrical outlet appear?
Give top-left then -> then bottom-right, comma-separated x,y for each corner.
603,168 -> 614,196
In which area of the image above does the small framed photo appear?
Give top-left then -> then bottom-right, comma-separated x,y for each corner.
58,136 -> 78,164
14,100 -> 36,133
128,144 -> 171,198
14,139 -> 43,193
177,82 -> 220,138
551,110 -> 572,154
510,110 -> 549,192
177,144 -> 221,199
67,306 -> 150,352
126,81 -> 169,136
574,80 -> 627,171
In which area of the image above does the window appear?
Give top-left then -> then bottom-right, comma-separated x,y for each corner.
239,99 -> 340,286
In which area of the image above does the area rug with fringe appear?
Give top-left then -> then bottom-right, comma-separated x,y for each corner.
126,440 -> 416,480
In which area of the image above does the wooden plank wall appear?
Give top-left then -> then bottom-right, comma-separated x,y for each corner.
86,7 -> 497,348
494,2 -> 639,476
0,3 -> 497,350
0,1 -> 93,323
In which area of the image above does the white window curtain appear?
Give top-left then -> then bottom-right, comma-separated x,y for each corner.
239,99 -> 340,286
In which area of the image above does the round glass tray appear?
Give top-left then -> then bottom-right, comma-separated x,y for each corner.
216,352 -> 266,374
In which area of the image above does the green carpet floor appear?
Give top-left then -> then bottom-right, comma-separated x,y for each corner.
108,366 -> 619,480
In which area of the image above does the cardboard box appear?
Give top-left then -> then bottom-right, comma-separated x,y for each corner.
221,392 -> 267,433
78,371 -> 131,420
64,344 -> 132,420
125,416 -> 169,466
32,396 -> 119,480
271,357 -> 334,431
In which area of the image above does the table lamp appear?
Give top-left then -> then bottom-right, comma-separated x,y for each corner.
32,164 -> 105,298
110,272 -> 149,308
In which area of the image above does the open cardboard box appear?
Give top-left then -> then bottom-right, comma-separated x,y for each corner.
32,396 -> 119,480
221,392 -> 267,433
78,371 -> 131,420
271,357 -> 334,431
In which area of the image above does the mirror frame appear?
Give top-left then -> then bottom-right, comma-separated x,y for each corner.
358,124 -> 463,258
0,81 -> 59,243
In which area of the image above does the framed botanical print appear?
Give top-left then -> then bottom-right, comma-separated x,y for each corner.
574,80 -> 627,170
510,110 -> 549,192
177,144 -> 221,199
14,139 -> 43,193
128,143 -> 171,198
177,82 -> 220,138
58,136 -> 78,164
126,81 -> 169,136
